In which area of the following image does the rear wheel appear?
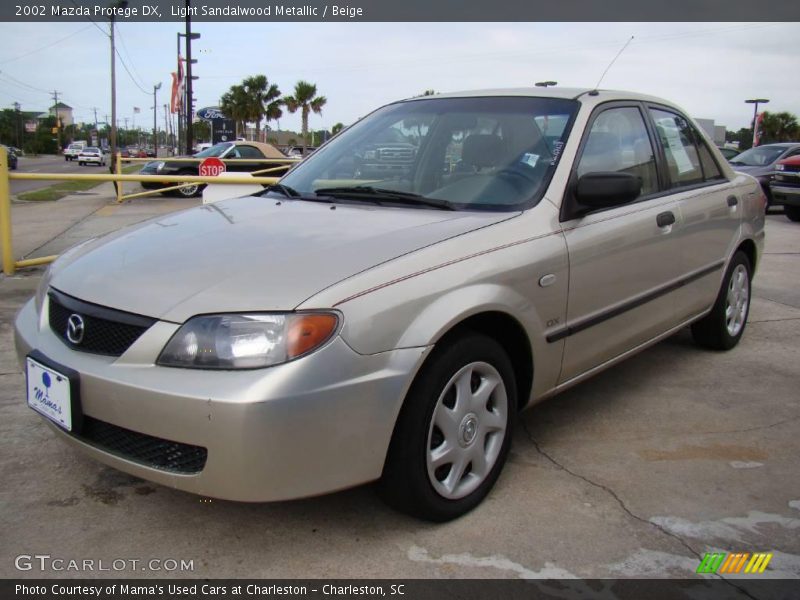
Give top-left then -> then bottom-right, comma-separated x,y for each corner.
786,206 -> 800,222
176,170 -> 202,198
691,251 -> 751,350
379,332 -> 516,521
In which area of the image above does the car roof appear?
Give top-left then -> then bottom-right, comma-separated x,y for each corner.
229,140 -> 286,159
404,87 -> 678,105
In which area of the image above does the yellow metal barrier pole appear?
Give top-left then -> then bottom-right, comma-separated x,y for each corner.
16,256 -> 58,268
0,146 -> 14,276
115,153 -> 123,203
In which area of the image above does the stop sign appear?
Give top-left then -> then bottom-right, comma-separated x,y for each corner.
199,157 -> 226,178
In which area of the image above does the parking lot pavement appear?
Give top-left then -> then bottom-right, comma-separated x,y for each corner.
0,214 -> 797,580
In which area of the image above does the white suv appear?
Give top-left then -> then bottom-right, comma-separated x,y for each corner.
64,142 -> 86,161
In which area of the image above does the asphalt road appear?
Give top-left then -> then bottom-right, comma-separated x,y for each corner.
10,154 -> 112,195
0,207 -> 797,583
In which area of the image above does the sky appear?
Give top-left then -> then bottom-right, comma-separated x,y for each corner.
0,21 -> 798,135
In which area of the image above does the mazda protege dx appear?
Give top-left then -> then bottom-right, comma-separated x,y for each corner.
15,88 -> 765,521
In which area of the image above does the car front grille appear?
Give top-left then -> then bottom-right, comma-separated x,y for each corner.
75,416 -> 208,474
48,289 -> 156,357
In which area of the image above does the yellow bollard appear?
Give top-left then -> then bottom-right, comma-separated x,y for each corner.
115,152 -> 122,203
0,146 -> 14,276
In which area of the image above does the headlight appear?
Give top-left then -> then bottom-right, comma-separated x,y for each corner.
34,265 -> 54,315
157,312 -> 339,369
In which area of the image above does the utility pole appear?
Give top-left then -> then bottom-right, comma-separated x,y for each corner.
185,0 -> 194,154
51,90 -> 62,152
109,12 -> 118,162
153,82 -> 161,157
13,102 -> 21,148
164,103 -> 171,151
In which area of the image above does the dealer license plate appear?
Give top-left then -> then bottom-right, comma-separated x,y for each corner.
26,357 -> 73,431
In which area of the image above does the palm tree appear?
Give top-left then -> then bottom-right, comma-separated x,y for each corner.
759,111 -> 799,144
264,98 -> 283,135
331,122 -> 344,135
283,81 -> 327,153
219,84 -> 249,139
242,75 -> 281,141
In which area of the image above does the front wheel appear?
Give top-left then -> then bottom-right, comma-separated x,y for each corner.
379,332 -> 516,521
691,251 -> 752,350
785,206 -> 800,222
176,170 -> 202,198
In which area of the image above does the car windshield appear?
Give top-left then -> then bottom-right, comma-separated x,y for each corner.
277,96 -> 579,211
729,145 -> 789,166
194,143 -> 232,158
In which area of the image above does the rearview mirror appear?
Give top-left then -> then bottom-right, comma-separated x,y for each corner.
575,172 -> 642,209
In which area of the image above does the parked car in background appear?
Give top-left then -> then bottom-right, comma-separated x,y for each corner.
138,140 -> 293,197
770,155 -> 800,222
729,143 -> 800,207
64,142 -> 86,161
8,146 -> 24,157
77,147 -> 106,166
16,88 -> 765,521
285,146 -> 317,158
717,146 -> 740,161
2,145 -> 18,170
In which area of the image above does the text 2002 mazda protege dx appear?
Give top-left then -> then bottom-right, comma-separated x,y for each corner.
15,88 -> 765,521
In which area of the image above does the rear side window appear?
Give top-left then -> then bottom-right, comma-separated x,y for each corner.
649,109 -> 704,188
697,141 -> 724,181
237,146 -> 264,159
576,106 -> 659,197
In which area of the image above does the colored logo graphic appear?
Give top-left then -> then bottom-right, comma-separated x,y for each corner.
697,552 -> 773,574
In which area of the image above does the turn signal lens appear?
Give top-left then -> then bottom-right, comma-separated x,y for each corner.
287,314 -> 339,358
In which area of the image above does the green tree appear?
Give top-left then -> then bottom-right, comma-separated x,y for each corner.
192,120 -> 211,143
220,84 -> 249,138
284,81 -> 327,153
759,111 -> 799,144
242,75 -> 281,141
331,122 -> 344,135
726,127 -> 752,152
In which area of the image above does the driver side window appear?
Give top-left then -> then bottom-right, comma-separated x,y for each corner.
577,107 -> 658,197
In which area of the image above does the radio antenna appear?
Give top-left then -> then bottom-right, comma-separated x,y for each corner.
592,36 -> 634,92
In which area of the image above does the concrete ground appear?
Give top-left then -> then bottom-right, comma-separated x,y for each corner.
0,190 -> 798,581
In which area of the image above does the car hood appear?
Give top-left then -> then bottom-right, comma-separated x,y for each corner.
730,164 -> 772,177
50,196 -> 515,323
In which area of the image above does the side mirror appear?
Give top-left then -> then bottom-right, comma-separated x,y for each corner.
575,172 -> 642,209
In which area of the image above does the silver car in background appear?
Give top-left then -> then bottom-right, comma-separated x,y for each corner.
15,88 -> 765,521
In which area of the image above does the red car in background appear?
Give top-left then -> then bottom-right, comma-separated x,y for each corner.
770,155 -> 800,222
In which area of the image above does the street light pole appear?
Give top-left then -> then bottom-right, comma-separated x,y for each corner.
745,98 -> 769,148
153,82 -> 162,158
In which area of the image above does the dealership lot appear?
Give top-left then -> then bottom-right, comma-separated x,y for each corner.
0,195 -> 798,579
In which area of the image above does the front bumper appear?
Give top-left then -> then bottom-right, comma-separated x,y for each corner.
769,184 -> 800,208
15,297 -> 427,501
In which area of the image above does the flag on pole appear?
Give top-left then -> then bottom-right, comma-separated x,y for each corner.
133,107 -> 141,114
170,55 -> 185,114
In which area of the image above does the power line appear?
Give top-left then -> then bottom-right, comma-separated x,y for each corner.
0,71 -> 51,94
114,47 -> 151,95
0,25 -> 93,65
116,25 -> 149,90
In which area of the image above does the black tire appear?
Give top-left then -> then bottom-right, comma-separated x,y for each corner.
691,251 -> 752,351
176,169 -> 202,198
379,332 -> 517,521
785,206 -> 800,222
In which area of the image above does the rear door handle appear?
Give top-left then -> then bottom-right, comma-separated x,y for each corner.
656,211 -> 676,228
727,195 -> 739,207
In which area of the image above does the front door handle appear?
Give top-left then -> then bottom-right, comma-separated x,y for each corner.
656,211 -> 676,228
727,195 -> 739,207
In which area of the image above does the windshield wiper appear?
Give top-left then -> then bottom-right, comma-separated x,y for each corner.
312,186 -> 455,211
259,183 -> 301,198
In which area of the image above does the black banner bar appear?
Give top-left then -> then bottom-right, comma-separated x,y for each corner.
2,0 -> 800,22
3,579 -> 799,600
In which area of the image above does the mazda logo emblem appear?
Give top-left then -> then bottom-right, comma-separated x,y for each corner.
66,314 -> 85,344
